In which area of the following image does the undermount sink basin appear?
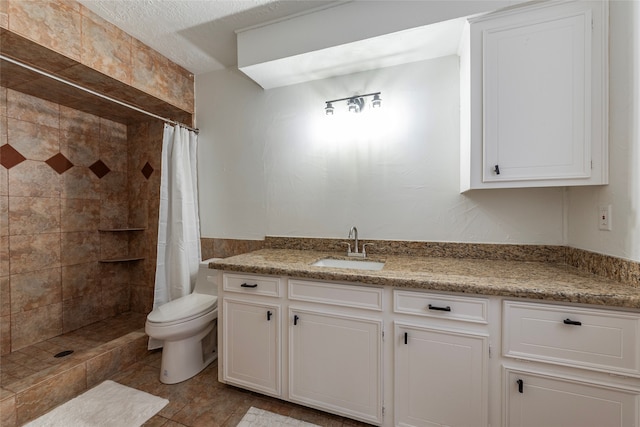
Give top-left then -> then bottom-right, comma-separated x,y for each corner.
311,258 -> 385,271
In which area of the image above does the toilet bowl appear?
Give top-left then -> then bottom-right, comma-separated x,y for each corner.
145,258 -> 220,384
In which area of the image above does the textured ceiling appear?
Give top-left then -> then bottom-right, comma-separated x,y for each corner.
78,0 -> 339,75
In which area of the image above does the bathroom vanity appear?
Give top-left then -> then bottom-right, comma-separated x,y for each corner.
212,250 -> 640,427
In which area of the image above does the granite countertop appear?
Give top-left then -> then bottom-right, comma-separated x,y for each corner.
210,249 -> 640,310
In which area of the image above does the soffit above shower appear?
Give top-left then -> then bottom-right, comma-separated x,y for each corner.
237,0 -> 528,90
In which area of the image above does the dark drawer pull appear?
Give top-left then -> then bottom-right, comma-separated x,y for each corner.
240,283 -> 258,288
267,311 -> 272,321
428,304 -> 451,312
516,379 -> 523,394
294,315 -> 299,326
404,332 -> 408,345
563,318 -> 582,326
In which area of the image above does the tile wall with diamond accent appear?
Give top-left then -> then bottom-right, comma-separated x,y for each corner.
0,88 -> 162,355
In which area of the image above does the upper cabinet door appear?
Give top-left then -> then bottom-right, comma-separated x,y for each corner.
460,1 -> 608,191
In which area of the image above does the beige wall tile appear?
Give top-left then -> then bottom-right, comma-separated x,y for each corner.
99,198 -> 128,230
8,0 -> 82,62
10,268 -> 61,314
0,195 -> 7,236
0,1 -> 7,30
61,262 -> 98,300
9,233 -> 60,275
0,236 -> 8,277
11,303 -> 62,351
99,232 -> 128,260
130,285 -> 152,314
7,119 -> 59,162
62,292 -> 102,333
61,198 -> 100,232
60,231 -> 99,266
8,196 -> 60,235
81,7 -> 132,85
102,283 -> 130,317
0,315 -> 10,356
15,364 -> 85,425
0,276 -> 9,317
6,90 -> 59,128
61,167 -> 100,200
59,105 -> 100,138
0,392 -> 16,427
0,86 -> 6,117
131,39 -> 194,113
0,168 -> 7,197
8,160 -> 62,198
60,129 -> 99,168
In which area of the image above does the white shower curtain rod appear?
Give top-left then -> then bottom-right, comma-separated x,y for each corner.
0,54 -> 199,134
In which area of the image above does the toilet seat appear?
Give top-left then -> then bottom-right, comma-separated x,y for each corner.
147,293 -> 218,326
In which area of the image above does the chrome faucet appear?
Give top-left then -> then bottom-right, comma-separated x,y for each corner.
349,226 -> 359,254
345,226 -> 371,258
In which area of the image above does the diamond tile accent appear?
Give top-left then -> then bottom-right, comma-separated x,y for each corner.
89,160 -> 111,179
141,162 -> 154,180
45,153 -> 74,174
0,144 -> 27,169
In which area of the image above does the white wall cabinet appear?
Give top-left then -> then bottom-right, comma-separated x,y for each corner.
289,308 -> 383,424
460,0 -> 608,191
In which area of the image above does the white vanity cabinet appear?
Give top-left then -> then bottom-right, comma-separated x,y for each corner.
220,273 -> 282,397
460,0 -> 608,190
288,279 -> 384,425
393,291 -> 490,427
501,301 -> 640,427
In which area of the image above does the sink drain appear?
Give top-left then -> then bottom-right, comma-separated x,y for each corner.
54,350 -> 74,358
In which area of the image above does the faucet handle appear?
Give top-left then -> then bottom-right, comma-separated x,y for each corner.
362,243 -> 374,257
340,242 -> 352,254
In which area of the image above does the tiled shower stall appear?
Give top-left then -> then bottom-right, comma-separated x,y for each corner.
0,88 -> 163,357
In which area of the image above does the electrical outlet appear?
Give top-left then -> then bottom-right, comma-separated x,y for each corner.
599,205 -> 612,231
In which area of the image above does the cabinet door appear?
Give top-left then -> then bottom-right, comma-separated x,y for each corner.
222,298 -> 280,396
505,369 -> 639,427
395,323 -> 488,427
289,308 -> 382,425
461,0 -> 608,190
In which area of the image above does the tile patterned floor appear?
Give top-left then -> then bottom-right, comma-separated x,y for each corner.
1,312 -> 146,388
111,352 -> 374,427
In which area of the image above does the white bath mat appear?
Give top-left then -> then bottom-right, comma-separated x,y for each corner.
237,407 -> 320,427
24,380 -> 168,427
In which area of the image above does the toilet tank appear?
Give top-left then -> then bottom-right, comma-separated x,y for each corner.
193,258 -> 221,295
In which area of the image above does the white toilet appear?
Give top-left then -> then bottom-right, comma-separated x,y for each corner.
145,258 -> 220,384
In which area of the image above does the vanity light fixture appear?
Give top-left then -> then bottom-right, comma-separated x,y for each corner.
324,92 -> 382,115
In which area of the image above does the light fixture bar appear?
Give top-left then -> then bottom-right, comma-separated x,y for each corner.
325,92 -> 381,104
324,92 -> 382,115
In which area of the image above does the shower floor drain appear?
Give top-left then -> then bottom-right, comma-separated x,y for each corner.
54,350 -> 74,358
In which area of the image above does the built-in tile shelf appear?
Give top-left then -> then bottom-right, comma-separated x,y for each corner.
99,257 -> 145,263
98,228 -> 146,263
98,228 -> 146,232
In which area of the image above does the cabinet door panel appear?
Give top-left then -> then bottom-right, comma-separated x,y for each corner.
483,10 -> 591,182
395,323 -> 488,427
222,298 -> 280,396
289,308 -> 382,425
505,369 -> 639,427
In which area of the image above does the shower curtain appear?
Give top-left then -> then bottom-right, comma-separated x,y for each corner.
149,124 -> 201,349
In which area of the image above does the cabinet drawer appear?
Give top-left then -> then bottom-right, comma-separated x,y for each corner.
394,290 -> 488,324
223,273 -> 282,297
503,301 -> 640,376
288,280 -> 383,311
